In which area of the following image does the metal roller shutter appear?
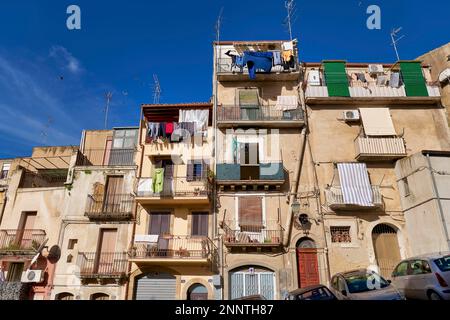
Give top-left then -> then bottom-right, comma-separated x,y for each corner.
134,273 -> 176,300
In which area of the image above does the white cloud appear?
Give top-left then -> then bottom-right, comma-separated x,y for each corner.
49,45 -> 83,74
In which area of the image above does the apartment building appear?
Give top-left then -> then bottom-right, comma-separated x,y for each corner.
213,40 -> 309,300
127,102 -> 218,300
51,128 -> 138,300
303,60 -> 449,281
0,146 -> 78,300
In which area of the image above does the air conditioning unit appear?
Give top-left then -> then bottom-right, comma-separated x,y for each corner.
21,270 -> 45,283
343,110 -> 360,121
368,64 -> 384,74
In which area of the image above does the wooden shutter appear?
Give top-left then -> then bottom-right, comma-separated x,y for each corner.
400,61 -> 428,97
238,197 -> 263,230
187,161 -> 194,181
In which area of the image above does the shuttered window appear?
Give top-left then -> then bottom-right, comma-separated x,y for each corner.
238,197 -> 263,231
359,108 -> 396,136
323,61 -> 350,97
399,62 -> 428,97
238,89 -> 260,108
191,212 -> 209,236
187,161 -> 206,181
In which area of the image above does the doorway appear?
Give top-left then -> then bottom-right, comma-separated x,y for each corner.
296,238 -> 320,288
187,283 -> 208,300
372,224 -> 401,279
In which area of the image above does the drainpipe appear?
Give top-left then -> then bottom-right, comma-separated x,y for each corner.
125,108 -> 145,300
425,153 -> 450,251
0,195 -> 7,226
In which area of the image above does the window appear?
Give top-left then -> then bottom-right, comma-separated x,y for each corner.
434,255 -> 450,272
408,260 -> 432,275
56,292 -> 74,300
67,239 -> 78,250
359,108 -> 396,136
191,212 -> 209,237
113,129 -> 137,149
239,143 -> 259,165
6,262 -> 24,282
187,161 -> 206,182
330,226 -> 352,243
402,178 -> 410,196
238,89 -> 259,108
91,293 -> 109,300
238,196 -> 263,231
392,261 -> 408,277
0,163 -> 10,179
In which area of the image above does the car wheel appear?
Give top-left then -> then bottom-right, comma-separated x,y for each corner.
428,291 -> 442,300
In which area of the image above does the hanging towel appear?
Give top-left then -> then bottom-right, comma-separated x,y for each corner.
153,168 -> 165,193
390,72 -> 401,88
356,73 -> 367,82
282,41 -> 293,51
337,163 -> 374,206
232,137 -> 238,163
273,51 -> 282,65
165,122 -> 174,134
137,178 -> 153,196
243,51 -> 273,80
274,96 -> 298,111
282,50 -> 293,63
160,122 -> 167,138
171,123 -> 181,142
235,55 -> 244,67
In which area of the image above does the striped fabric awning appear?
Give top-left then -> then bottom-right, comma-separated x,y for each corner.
337,163 -> 373,206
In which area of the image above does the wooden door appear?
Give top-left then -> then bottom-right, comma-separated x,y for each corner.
149,213 -> 171,255
103,137 -> 113,166
297,248 -> 320,288
96,229 -> 117,274
16,212 -> 37,248
104,176 -> 123,213
372,224 -> 401,279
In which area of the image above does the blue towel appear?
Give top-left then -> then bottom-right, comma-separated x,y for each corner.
243,51 -> 273,80
273,51 -> 282,65
235,56 -> 244,67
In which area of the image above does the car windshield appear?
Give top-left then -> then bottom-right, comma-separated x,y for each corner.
345,273 -> 390,294
434,256 -> 450,272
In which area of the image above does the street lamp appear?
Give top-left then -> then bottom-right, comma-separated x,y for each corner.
291,199 -> 301,214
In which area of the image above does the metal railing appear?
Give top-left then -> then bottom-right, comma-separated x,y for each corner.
77,252 -> 128,278
136,176 -> 210,198
85,193 -> 134,220
325,186 -> 383,208
355,137 -> 406,158
217,105 -> 304,122
19,171 -> 67,188
222,220 -> 283,246
217,57 -> 299,74
0,229 -> 46,252
130,235 -> 216,260
76,148 -> 135,166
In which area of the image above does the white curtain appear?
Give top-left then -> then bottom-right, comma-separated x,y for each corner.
179,109 -> 209,136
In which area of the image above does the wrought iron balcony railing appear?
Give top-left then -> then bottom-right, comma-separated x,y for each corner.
76,148 -> 136,167
77,252 -> 128,278
217,105 -> 304,122
0,229 -> 46,253
222,220 -> 283,246
85,193 -> 134,220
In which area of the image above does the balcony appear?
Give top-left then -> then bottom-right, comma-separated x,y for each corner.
76,148 -> 135,167
217,105 -> 304,128
129,235 -> 217,265
0,229 -> 46,255
135,177 -> 210,204
305,82 -> 441,104
19,170 -> 67,188
216,163 -> 285,189
324,186 -> 383,210
85,193 -> 134,221
222,220 -> 283,248
355,137 -> 407,161
77,252 -> 128,280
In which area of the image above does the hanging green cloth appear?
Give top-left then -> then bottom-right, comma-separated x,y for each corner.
153,168 -> 165,193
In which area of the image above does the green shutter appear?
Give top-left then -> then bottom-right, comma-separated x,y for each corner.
400,62 -> 428,97
323,61 -> 350,97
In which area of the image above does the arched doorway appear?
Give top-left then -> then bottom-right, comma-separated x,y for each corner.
90,293 -> 109,300
134,272 -> 176,300
187,283 -> 208,300
296,238 -> 320,288
372,224 -> 401,279
229,266 -> 275,300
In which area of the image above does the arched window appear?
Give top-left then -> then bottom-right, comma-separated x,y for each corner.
90,293 -> 110,300
55,292 -> 74,300
229,266 -> 275,300
187,284 -> 208,300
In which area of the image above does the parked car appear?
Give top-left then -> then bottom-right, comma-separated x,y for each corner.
330,269 -> 404,300
287,284 -> 337,300
233,294 -> 266,300
391,252 -> 450,300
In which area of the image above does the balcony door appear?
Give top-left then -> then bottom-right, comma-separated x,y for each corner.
95,229 -> 117,274
103,176 -> 124,213
16,212 -> 37,248
238,197 -> 264,243
154,159 -> 174,195
239,143 -> 260,180
149,213 -> 171,255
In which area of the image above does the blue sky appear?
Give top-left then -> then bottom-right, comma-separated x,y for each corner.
0,0 -> 449,158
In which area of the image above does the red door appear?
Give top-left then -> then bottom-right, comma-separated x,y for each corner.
297,248 -> 320,288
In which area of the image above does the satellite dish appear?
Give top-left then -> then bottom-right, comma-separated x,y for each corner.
47,245 -> 62,263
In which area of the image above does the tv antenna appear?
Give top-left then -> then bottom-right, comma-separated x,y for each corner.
284,0 -> 297,41
390,27 -> 405,61
215,7 -> 224,43
152,74 -> 162,104
104,91 -> 113,129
